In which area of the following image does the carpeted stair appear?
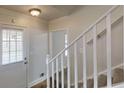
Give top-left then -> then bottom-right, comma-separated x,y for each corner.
32,68 -> 124,88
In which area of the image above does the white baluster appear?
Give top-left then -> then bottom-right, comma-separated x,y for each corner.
46,55 -> 50,88
106,13 -> 112,87
61,54 -> 64,88
67,49 -> 70,88
52,61 -> 55,88
83,36 -> 87,88
56,58 -> 59,88
74,43 -> 78,88
93,25 -> 98,88
123,6 -> 124,81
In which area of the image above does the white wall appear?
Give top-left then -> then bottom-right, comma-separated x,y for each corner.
51,30 -> 65,57
0,5 -> 122,87
49,5 -> 113,43
49,5 -> 124,84
0,8 -> 48,86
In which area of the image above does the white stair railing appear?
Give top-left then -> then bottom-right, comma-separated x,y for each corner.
46,55 -> 50,88
46,5 -> 121,88
123,6 -> 124,82
56,58 -> 59,88
74,42 -> 78,88
61,54 -> 64,88
106,13 -> 112,87
82,36 -> 87,88
52,60 -> 55,88
93,25 -> 98,88
67,49 -> 70,88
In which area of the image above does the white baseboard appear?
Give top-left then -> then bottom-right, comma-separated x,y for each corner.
28,63 -> 124,88
28,76 -> 46,88
113,82 -> 124,88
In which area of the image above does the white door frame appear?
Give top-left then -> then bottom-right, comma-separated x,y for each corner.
49,28 -> 69,58
0,23 -> 29,88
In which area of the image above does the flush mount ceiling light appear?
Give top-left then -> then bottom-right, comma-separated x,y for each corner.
29,8 -> 41,17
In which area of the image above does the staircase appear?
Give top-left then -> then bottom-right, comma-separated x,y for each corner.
45,68 -> 124,88
46,5 -> 124,88
32,67 -> 124,88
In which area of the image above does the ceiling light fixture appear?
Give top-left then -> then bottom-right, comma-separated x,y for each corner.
29,8 -> 41,17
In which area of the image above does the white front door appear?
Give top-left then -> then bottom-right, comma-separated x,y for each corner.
0,25 -> 27,88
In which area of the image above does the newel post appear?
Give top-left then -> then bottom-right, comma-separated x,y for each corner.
46,54 -> 50,88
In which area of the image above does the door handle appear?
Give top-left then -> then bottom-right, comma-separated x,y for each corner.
24,57 -> 28,64
24,61 -> 28,64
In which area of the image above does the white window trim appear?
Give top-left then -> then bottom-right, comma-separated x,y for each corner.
0,25 -> 26,66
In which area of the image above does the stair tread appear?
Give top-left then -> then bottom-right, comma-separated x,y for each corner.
32,68 -> 124,88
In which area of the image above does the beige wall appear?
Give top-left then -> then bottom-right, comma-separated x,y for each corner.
0,8 -> 49,86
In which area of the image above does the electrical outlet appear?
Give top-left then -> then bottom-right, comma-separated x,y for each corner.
40,73 -> 44,77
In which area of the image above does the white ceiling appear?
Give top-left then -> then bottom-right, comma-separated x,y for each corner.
0,5 -> 82,21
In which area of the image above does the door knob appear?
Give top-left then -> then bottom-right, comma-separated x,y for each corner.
24,57 -> 28,64
24,61 -> 28,64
